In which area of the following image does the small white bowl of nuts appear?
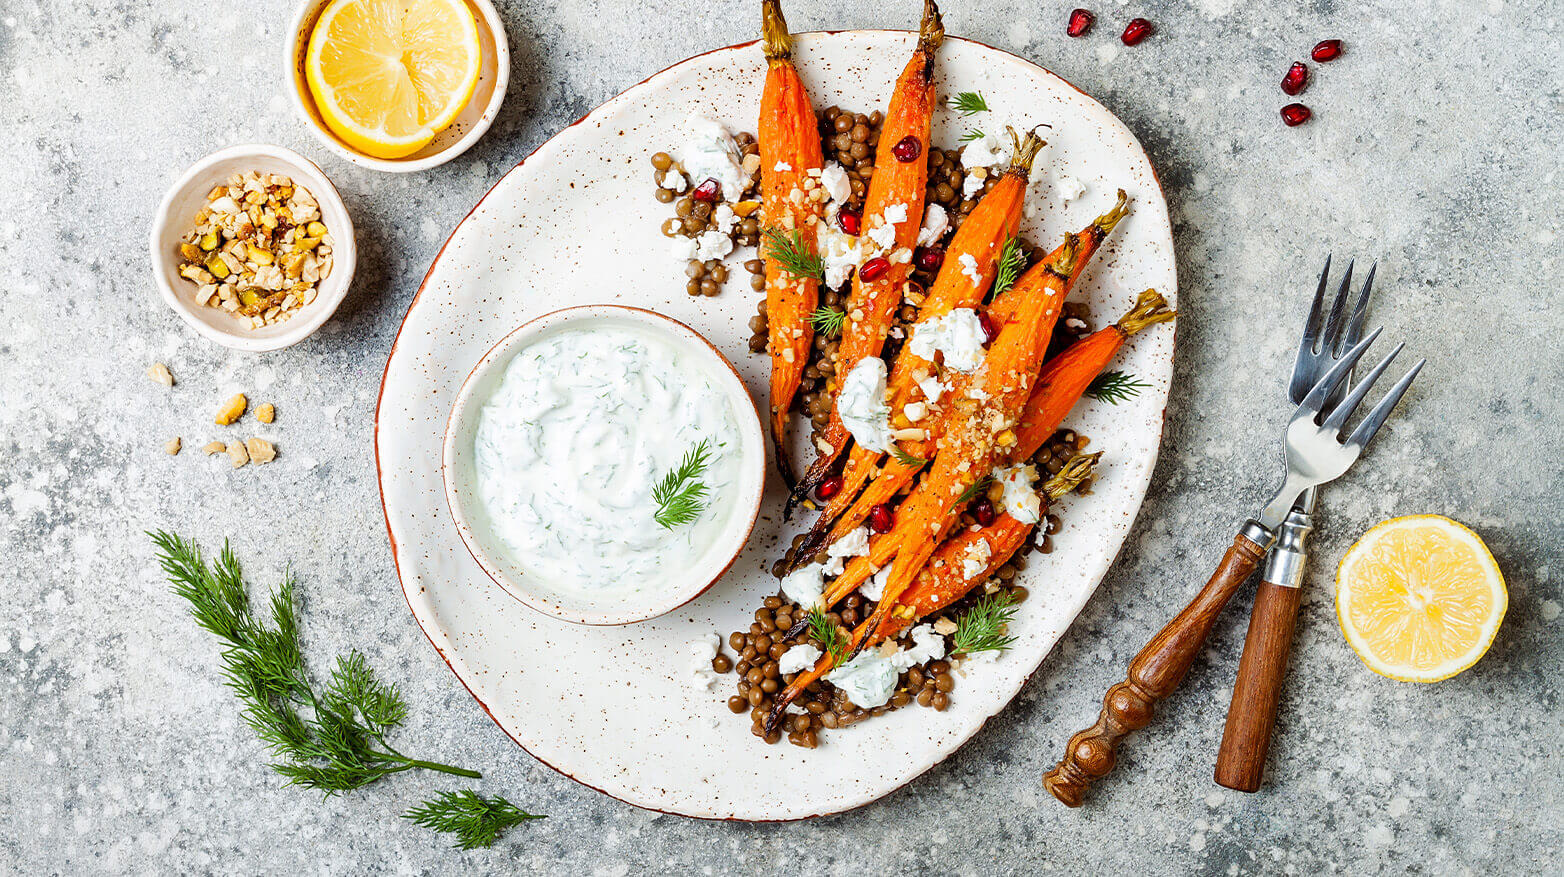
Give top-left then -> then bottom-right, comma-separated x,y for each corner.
150,143 -> 356,352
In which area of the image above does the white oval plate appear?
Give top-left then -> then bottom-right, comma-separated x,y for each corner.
376,30 -> 1177,821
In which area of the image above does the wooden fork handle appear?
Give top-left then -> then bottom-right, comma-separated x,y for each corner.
1044,526 -> 1269,807
1214,579 -> 1305,792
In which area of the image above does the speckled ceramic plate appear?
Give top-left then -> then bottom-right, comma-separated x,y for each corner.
376,30 -> 1177,821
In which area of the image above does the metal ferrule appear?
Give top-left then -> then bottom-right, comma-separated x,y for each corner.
1262,507 -> 1315,588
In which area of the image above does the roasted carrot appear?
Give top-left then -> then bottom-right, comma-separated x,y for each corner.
786,0 -> 944,515
758,0 -> 826,488
787,192 -> 1132,568
787,130 -> 1044,560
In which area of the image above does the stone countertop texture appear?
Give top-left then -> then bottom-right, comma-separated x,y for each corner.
2,0 -> 1561,873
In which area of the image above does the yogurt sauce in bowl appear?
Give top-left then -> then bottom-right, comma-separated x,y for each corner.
444,306 -> 765,625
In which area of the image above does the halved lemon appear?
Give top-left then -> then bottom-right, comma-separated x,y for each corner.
305,0 -> 482,160
1336,515 -> 1506,682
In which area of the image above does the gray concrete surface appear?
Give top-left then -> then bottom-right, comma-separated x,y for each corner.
2,0 -> 1561,873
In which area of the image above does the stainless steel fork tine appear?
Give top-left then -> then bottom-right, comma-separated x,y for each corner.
1301,255 -> 1332,348
1300,327 -> 1382,415
1342,262 -> 1376,351
1322,342 -> 1404,432
1346,360 -> 1425,449
1321,258 -> 1355,353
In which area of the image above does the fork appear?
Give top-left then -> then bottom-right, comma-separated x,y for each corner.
1213,258 -> 1373,792
1042,311 -> 1423,807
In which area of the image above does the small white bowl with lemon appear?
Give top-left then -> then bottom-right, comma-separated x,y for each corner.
286,0 -> 510,172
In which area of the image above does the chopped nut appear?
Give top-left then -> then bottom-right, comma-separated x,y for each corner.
245,437 -> 276,464
202,440 -> 226,455
164,437 -> 181,455
214,393 -> 247,425
255,403 -> 275,424
932,617 -> 959,636
226,441 -> 249,468
146,362 -> 175,387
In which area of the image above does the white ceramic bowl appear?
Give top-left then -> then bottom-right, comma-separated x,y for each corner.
442,305 -> 767,626
285,0 -> 510,173
148,143 -> 357,352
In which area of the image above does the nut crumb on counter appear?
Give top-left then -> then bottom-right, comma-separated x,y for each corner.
164,437 -> 181,455
226,441 -> 249,469
201,441 -> 226,455
215,393 -> 247,425
245,438 -> 276,464
147,362 -> 174,387
255,403 -> 275,424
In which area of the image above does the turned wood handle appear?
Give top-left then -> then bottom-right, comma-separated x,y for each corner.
1213,579 -> 1305,791
1043,529 -> 1268,807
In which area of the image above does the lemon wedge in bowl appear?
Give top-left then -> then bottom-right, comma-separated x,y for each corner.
305,0 -> 482,160
1336,514 -> 1506,683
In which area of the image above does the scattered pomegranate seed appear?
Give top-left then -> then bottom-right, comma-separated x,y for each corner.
1311,39 -> 1342,62
1121,18 -> 1152,45
978,311 -> 1000,345
892,136 -> 922,163
973,497 -> 997,527
1281,103 -> 1312,126
914,245 -> 944,272
868,503 -> 894,534
858,256 -> 891,282
1066,8 -> 1095,37
838,206 -> 862,235
1281,62 -> 1309,96
816,476 -> 843,501
691,178 -> 721,202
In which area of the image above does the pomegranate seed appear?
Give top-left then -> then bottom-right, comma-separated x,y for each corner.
868,503 -> 894,534
1281,62 -> 1309,96
1121,18 -> 1152,45
816,476 -> 843,501
691,178 -> 721,202
973,497 -> 997,527
1067,8 -> 1095,37
1280,103 -> 1312,126
838,206 -> 862,235
1311,39 -> 1342,62
859,256 -> 891,282
892,135 -> 922,163
978,311 -> 1000,345
914,245 -> 945,272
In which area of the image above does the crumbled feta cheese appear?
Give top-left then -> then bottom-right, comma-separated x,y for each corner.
817,225 -> 861,289
904,401 -> 928,422
962,173 -> 984,199
711,203 -> 737,234
994,463 -> 1042,524
773,161 -> 793,172
819,162 -> 852,205
828,526 -> 871,561
670,235 -> 698,261
909,307 -> 987,373
917,374 -> 948,403
896,624 -> 948,668
780,563 -> 825,607
958,252 -> 982,286
1056,174 -> 1086,202
916,203 -> 950,248
960,539 -> 993,580
837,357 -> 894,452
861,564 -> 891,601
882,202 -> 910,226
865,220 -> 897,253
778,643 -> 823,675
694,230 -> 735,260
675,115 -> 749,201
961,131 -> 1012,170
686,634 -> 723,690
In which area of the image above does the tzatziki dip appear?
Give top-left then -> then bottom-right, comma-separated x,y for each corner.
473,324 -> 744,598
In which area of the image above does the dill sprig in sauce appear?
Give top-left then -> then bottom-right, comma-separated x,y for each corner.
652,439 -> 712,529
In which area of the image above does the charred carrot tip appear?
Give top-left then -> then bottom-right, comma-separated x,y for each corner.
1042,452 -> 1102,500
919,0 -> 945,52
761,0 -> 792,60
1046,233 -> 1082,277
1116,289 -> 1177,334
1093,189 -> 1132,235
1004,126 -> 1048,176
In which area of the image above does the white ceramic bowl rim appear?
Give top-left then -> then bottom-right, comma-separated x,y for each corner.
441,304 -> 768,626
148,142 -> 356,352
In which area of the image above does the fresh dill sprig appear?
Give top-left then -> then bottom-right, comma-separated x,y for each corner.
806,606 -> 847,663
809,305 -> 847,336
761,226 -> 823,282
989,236 -> 1028,299
954,475 -> 994,506
1086,370 -> 1149,404
404,790 -> 545,851
958,128 -> 987,143
150,531 -> 484,795
948,91 -> 990,116
652,439 -> 712,529
892,446 -> 927,468
952,591 -> 1019,655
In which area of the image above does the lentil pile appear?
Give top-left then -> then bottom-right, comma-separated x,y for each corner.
716,428 -> 1093,748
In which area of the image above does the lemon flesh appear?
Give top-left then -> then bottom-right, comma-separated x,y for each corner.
1336,515 -> 1506,683
306,0 -> 482,160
